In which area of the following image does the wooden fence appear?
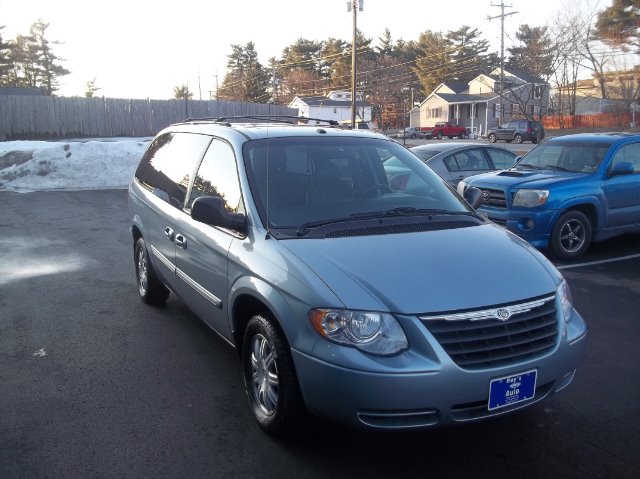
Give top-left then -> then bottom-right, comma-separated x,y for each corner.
0,95 -> 297,140
542,112 -> 632,130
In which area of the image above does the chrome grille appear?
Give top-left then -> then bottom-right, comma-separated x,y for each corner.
479,188 -> 506,208
420,295 -> 558,370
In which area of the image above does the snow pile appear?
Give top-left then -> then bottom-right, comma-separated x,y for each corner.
0,139 -> 150,192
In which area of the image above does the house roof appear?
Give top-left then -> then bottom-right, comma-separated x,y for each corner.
435,92 -> 497,104
443,82 -> 469,94
292,95 -> 371,108
502,67 -> 546,84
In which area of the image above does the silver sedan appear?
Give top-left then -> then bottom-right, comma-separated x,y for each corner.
410,143 -> 518,187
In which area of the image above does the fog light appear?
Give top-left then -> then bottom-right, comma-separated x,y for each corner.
518,218 -> 535,231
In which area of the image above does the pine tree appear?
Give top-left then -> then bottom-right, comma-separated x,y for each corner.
0,27 -> 13,86
595,0 -> 640,53
506,25 -> 554,78
173,84 -> 193,100
219,42 -> 268,102
85,78 -> 100,98
27,20 -> 70,95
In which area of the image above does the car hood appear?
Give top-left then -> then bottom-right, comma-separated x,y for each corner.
280,223 -> 559,314
467,169 -> 584,189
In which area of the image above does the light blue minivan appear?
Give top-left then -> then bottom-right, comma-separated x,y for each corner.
128,117 -> 587,435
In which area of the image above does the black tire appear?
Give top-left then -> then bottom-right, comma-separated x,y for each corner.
460,132 -> 467,139
242,314 -> 306,436
411,133 -> 416,139
532,138 -> 538,144
448,136 -> 454,139
437,131 -> 443,140
134,237 -> 170,305
488,133 -> 497,143
550,211 -> 592,259
514,133 -> 523,144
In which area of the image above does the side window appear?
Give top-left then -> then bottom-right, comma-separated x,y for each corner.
443,155 -> 459,172
610,142 -> 640,173
189,139 -> 243,213
456,149 -> 491,171
486,148 -> 517,169
135,132 -> 211,209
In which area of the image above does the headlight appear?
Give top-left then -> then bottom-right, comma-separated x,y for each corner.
557,279 -> 574,323
309,309 -> 408,356
512,189 -> 549,207
456,180 -> 467,196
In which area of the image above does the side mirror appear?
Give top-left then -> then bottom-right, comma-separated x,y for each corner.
191,196 -> 247,234
608,161 -> 634,177
464,186 -> 483,209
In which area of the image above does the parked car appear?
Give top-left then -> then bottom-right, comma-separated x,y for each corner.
458,132 -> 640,259
410,143 -> 518,186
398,126 -> 427,139
129,117 -> 587,435
488,120 -> 545,144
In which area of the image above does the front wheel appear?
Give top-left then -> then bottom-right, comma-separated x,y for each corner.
411,133 -> 416,139
550,211 -> 592,259
134,238 -> 169,305
460,132 -> 467,139
242,314 -> 306,436
488,133 -> 497,143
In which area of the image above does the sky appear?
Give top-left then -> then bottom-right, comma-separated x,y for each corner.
1,0 -> 607,100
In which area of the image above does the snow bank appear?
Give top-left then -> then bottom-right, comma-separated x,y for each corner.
0,139 -> 150,192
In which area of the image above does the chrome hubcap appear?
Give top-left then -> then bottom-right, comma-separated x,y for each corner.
137,249 -> 148,295
559,219 -> 585,253
250,334 -> 279,415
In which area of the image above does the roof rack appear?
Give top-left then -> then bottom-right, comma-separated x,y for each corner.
183,115 -> 340,126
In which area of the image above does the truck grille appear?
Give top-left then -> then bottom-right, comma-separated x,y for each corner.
420,295 -> 558,370
479,188 -> 506,208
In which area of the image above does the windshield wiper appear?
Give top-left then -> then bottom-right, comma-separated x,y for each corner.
296,208 -> 475,236
516,163 -> 542,170
545,165 -> 570,172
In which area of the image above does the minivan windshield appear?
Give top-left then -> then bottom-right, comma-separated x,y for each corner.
516,140 -> 611,173
243,137 -> 471,231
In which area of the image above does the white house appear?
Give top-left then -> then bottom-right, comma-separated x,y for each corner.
288,90 -> 372,125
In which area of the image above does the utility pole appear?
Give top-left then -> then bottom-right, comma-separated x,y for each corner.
348,0 -> 363,128
488,2 -> 516,124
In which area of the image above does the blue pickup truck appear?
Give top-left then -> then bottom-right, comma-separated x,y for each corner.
458,133 -> 640,259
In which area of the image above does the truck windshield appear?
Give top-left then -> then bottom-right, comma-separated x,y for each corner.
243,136 -> 470,231
516,141 -> 611,173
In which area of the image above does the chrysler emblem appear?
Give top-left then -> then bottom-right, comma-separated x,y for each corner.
481,190 -> 490,202
496,308 -> 511,321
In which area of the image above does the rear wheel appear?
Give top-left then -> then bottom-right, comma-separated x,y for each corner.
134,237 -> 169,305
242,314 -> 306,436
514,133 -> 523,144
488,133 -> 497,143
460,131 -> 467,139
550,211 -> 592,259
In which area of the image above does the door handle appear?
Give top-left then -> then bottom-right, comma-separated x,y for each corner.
175,234 -> 187,249
164,227 -> 175,241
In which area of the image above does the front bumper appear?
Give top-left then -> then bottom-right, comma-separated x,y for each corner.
480,207 -> 557,249
291,311 -> 587,430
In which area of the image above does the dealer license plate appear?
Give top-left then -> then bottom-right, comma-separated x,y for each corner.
488,369 -> 537,411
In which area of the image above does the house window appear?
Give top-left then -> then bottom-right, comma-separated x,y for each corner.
510,103 -> 516,116
534,85 -> 543,99
428,107 -> 441,119
493,103 -> 501,118
333,107 -> 337,114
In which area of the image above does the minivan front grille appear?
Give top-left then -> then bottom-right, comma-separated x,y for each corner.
420,295 -> 558,370
479,188 -> 506,208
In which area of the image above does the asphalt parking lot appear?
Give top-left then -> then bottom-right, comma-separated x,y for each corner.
1,189 -> 639,479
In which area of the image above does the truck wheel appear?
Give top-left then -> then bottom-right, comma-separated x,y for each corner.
550,211 -> 592,259
242,314 -> 306,436
460,132 -> 467,139
514,134 -> 523,144
488,133 -> 497,143
437,132 -> 443,140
